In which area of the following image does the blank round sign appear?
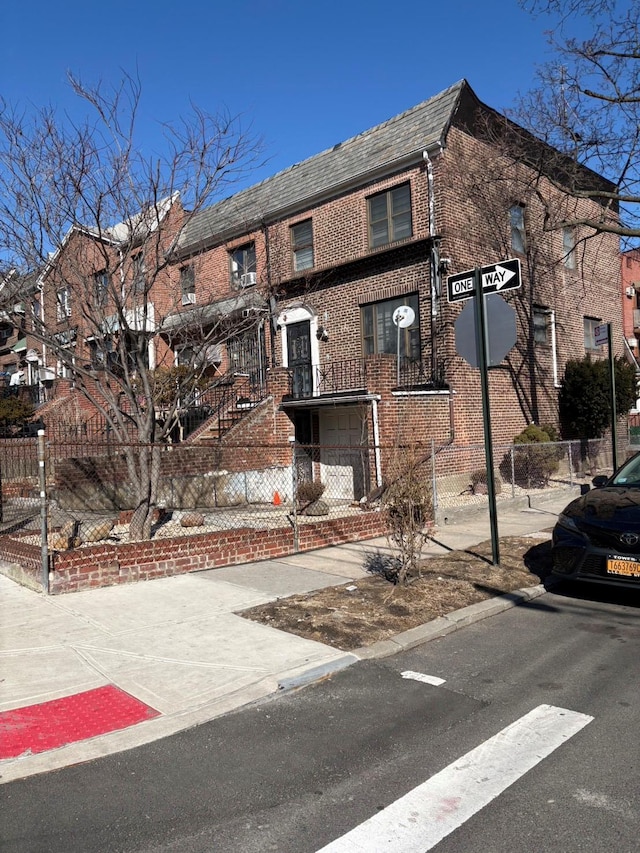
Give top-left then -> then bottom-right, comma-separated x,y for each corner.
392,306 -> 415,328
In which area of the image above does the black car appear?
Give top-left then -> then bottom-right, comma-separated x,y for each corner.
552,451 -> 640,587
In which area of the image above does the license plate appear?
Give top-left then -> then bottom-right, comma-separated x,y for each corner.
607,557 -> 640,577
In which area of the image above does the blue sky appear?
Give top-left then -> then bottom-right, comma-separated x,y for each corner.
1,0 -> 566,195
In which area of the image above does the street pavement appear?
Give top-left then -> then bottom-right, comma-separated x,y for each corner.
0,488 -> 573,785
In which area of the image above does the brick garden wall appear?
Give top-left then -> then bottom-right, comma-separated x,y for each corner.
0,509 -> 388,594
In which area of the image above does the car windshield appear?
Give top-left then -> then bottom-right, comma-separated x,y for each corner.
611,454 -> 640,487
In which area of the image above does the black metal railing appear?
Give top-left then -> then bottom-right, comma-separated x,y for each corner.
315,358 -> 368,396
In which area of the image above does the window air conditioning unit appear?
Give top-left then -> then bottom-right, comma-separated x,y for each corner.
182,292 -> 196,305
240,272 -> 257,288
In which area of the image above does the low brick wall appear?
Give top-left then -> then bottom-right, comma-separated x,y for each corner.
0,510 -> 388,594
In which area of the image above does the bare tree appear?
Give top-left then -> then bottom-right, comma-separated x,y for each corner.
0,73 -> 264,539
514,0 -> 640,243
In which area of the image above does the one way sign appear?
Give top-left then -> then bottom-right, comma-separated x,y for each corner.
447,258 -> 522,303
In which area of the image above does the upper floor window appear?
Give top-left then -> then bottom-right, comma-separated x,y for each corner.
562,226 -> 576,269
368,183 -> 412,249
510,204 -> 526,253
584,316 -> 601,352
180,266 -> 196,305
230,242 -> 256,289
361,293 -> 420,360
533,307 -> 549,345
56,287 -> 71,322
132,253 -> 146,293
291,220 -> 314,272
93,270 -> 109,306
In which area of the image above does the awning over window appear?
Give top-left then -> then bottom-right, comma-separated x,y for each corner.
11,337 -> 26,353
161,291 -> 267,335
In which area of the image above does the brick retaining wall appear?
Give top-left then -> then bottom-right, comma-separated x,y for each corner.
0,510 -> 388,594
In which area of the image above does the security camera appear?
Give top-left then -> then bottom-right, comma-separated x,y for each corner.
439,257 -> 452,272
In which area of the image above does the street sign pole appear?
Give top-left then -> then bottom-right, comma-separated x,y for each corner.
607,323 -> 618,471
472,268 -> 500,565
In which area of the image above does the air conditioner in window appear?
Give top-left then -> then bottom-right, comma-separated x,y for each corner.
182,292 -> 196,305
240,272 -> 257,288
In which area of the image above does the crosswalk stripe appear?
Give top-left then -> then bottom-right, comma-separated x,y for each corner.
316,704 -> 593,853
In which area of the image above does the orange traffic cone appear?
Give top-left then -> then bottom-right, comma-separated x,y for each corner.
273,491 -> 282,506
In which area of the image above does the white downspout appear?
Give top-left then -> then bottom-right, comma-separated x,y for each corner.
549,309 -> 560,387
371,398 -> 382,488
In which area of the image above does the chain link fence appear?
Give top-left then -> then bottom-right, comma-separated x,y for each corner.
0,432 -> 632,591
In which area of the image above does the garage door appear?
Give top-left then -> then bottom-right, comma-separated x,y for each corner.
319,408 -> 369,501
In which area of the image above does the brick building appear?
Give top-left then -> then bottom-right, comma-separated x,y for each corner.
25,80 -> 627,499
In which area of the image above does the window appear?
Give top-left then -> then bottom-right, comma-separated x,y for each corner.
176,345 -> 194,367
291,220 -> 314,272
562,226 -> 576,269
361,294 -> 420,360
132,253 -> 146,292
56,287 -> 71,321
229,243 -> 256,288
533,307 -> 549,345
180,266 -> 196,305
88,337 -> 115,370
368,183 -> 412,249
584,317 -> 601,351
510,204 -> 526,253
93,270 -> 109,305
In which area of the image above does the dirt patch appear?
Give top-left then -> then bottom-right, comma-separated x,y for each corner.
241,534 -> 554,651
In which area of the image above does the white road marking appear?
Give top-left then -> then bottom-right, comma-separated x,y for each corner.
401,670 -> 446,686
316,704 -> 593,853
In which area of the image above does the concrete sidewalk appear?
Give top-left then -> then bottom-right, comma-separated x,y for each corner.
0,488 -> 572,784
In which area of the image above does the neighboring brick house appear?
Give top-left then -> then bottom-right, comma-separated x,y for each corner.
161,79 -> 623,498
26,80 -> 626,499
621,248 -> 640,410
0,272 -> 42,409
23,195 -> 184,432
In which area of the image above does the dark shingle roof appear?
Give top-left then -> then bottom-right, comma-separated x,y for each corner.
177,80 -> 468,256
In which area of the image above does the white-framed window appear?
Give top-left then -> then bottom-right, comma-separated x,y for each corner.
361,293 -> 420,360
56,287 -> 71,321
533,307 -> 549,344
132,253 -> 146,293
180,266 -> 196,305
291,220 -> 314,272
176,345 -> 194,367
229,243 -> 256,288
510,204 -> 526,253
368,183 -> 412,248
563,226 -> 576,269
584,316 -> 601,351
93,270 -> 109,305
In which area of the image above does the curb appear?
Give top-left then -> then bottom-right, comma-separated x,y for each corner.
275,580 -> 558,692
277,653 -> 360,692
353,582 -> 552,660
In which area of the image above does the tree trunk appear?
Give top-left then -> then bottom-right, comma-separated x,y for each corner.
126,443 -> 162,541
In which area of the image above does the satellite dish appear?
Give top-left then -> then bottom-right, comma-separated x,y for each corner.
393,306 -> 415,328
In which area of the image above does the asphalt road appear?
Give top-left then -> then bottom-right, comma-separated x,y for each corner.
2,581 -> 640,853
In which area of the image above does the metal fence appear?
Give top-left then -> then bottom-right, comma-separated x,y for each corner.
0,432 -> 629,589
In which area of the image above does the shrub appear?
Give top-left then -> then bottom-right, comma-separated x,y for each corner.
470,468 -> 502,495
511,424 -> 560,488
381,446 -> 434,585
297,480 -> 325,504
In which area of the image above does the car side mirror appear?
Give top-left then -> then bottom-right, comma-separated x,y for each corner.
580,483 -> 591,495
592,475 -> 608,488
